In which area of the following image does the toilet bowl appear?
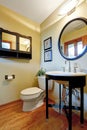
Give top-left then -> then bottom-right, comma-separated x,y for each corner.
20,76 -> 53,112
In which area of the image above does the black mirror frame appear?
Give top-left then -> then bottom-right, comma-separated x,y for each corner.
0,27 -> 32,59
58,17 -> 87,60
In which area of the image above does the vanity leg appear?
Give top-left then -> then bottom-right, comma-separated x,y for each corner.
59,84 -> 62,113
46,77 -> 48,119
80,87 -> 84,125
69,86 -> 72,130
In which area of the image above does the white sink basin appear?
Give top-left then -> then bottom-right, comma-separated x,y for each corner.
46,71 -> 86,76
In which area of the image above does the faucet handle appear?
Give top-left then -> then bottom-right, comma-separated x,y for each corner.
62,67 -> 65,72
74,63 -> 78,68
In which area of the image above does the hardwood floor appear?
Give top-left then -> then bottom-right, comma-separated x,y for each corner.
0,100 -> 87,130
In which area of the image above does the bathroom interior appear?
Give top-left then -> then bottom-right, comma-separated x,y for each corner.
0,0 -> 87,129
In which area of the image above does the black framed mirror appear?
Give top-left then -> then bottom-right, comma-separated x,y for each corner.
0,28 -> 32,59
58,17 -> 87,60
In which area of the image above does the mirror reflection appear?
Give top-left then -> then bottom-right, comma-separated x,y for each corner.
19,37 -> 30,52
2,32 -> 16,50
59,18 -> 87,60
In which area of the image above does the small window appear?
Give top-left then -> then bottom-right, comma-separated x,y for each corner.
68,44 -> 74,58
77,41 -> 83,55
64,36 -> 85,57
2,42 -> 11,49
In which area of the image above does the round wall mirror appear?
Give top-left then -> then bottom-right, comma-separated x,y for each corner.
58,17 -> 87,60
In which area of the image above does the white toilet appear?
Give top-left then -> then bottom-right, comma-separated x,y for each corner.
20,76 -> 53,111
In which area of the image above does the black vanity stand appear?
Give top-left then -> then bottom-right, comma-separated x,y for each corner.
45,74 -> 86,130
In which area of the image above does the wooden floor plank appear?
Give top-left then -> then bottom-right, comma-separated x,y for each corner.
0,100 -> 87,130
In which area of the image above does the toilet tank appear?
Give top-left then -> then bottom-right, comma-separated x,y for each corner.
38,76 -> 53,90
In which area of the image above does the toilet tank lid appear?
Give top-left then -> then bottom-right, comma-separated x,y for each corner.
21,87 -> 42,95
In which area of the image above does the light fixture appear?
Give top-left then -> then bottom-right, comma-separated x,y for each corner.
59,0 -> 79,15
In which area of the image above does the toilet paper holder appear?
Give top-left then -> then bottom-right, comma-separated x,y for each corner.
5,75 -> 15,80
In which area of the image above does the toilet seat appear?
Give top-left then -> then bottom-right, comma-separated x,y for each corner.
20,87 -> 44,100
21,87 -> 42,95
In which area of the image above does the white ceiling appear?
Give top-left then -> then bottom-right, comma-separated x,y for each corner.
0,0 -> 65,24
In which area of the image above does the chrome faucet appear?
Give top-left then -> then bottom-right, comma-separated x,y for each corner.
65,60 -> 71,72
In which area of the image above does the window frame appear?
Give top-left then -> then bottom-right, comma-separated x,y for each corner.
64,36 -> 85,57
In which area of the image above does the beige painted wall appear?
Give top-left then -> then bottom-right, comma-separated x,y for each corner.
40,1 -> 87,102
0,5 -> 40,105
